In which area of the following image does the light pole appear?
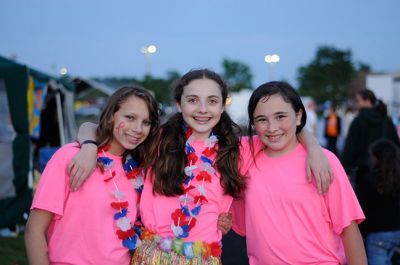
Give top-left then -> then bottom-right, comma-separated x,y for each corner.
264,54 -> 280,81
141,44 -> 157,75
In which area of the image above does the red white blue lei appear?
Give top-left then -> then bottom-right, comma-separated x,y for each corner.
170,127 -> 218,239
97,146 -> 144,251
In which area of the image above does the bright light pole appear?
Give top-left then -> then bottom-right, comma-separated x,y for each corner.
141,44 -> 157,75
264,54 -> 280,80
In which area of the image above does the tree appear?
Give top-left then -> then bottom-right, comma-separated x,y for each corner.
94,71 -> 181,104
297,46 -> 356,104
221,58 -> 253,92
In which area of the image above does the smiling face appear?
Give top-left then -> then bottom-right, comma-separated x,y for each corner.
253,93 -> 303,157
176,78 -> 224,140
108,95 -> 151,156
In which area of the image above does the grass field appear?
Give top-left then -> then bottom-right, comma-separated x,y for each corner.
0,231 -> 248,265
0,235 -> 28,265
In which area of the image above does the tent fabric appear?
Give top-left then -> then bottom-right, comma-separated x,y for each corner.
0,56 -> 76,228
0,56 -> 31,227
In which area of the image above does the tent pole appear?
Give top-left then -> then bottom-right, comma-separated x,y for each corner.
55,91 -> 65,146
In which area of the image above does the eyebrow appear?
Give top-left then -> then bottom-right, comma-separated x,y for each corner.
254,114 -> 266,120
254,111 -> 288,120
274,111 -> 288,115
184,95 -> 221,98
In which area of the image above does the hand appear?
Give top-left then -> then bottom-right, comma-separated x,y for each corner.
67,144 -> 98,191
306,146 -> 334,194
217,212 -> 232,235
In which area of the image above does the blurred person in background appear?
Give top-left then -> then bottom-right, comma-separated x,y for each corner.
364,139 -> 400,265
341,89 -> 400,236
324,104 -> 341,155
305,100 -> 318,137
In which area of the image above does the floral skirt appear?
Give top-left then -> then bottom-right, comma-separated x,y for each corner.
131,231 -> 221,265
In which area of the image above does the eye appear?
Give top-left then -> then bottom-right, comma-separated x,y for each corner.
209,98 -> 219,104
187,97 -> 197,103
255,117 -> 267,124
276,115 -> 286,120
143,120 -> 152,127
125,115 -> 135,121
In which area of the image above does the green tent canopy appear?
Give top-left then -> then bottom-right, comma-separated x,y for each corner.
0,55 -> 76,228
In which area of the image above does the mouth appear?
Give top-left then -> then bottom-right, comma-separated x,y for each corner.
126,134 -> 142,144
266,134 -> 283,142
193,116 -> 212,123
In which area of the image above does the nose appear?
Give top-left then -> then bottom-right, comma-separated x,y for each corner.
267,120 -> 278,133
198,100 -> 208,113
130,120 -> 144,133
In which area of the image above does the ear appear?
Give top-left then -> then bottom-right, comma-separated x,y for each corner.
175,101 -> 182,113
296,109 -> 303,126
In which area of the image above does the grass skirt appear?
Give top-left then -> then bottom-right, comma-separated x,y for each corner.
131,238 -> 221,265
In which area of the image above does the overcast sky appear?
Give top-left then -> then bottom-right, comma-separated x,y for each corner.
1,0 -> 399,87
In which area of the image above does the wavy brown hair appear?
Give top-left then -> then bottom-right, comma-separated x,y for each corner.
96,86 -> 160,168
152,69 -> 245,198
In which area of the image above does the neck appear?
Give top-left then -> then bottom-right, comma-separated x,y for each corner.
107,142 -> 125,156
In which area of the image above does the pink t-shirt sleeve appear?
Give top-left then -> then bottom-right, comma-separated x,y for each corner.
324,151 -> 365,235
32,143 -> 77,217
239,136 -> 264,175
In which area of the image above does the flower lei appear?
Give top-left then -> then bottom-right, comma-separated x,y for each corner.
170,127 -> 218,239
141,229 -> 222,259
97,145 -> 144,251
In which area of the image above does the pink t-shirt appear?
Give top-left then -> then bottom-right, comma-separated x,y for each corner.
233,140 -> 365,265
140,139 -> 232,243
32,143 -> 138,265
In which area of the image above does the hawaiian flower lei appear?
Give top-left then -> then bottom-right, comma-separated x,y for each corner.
170,127 -> 219,239
141,228 -> 222,259
97,145 -> 143,250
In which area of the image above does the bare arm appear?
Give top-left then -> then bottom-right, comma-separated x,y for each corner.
298,128 -> 334,194
341,221 -> 367,265
24,209 -> 54,265
217,212 -> 232,235
67,122 -> 98,191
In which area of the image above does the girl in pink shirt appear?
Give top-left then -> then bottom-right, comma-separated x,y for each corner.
232,81 -> 367,265
69,70 -> 332,264
24,86 -> 160,265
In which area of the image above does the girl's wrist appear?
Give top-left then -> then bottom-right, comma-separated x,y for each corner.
79,140 -> 98,147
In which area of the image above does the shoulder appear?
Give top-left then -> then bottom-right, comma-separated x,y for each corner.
322,148 -> 341,165
49,142 -> 81,164
240,135 -> 263,152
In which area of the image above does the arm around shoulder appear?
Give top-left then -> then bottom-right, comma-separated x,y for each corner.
298,128 -> 334,194
67,122 -> 99,191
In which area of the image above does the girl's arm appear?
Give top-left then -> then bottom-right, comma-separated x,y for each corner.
217,212 -> 232,235
341,221 -> 367,265
298,129 -> 334,194
24,209 -> 54,265
67,122 -> 98,191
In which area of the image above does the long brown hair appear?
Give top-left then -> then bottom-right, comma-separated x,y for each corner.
153,69 -> 245,198
96,86 -> 160,168
369,139 -> 400,196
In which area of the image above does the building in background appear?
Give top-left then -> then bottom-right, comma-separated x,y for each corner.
367,72 -> 400,124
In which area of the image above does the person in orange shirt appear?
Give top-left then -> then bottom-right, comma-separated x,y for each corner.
324,104 -> 341,155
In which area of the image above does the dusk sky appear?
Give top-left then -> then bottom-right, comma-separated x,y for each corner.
1,0 -> 399,87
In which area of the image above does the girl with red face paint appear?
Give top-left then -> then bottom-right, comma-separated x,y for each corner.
24,86 -> 160,265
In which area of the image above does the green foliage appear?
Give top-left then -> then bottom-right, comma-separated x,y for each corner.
297,46 -> 356,104
94,71 -> 181,104
138,74 -> 178,104
222,58 -> 253,92
0,235 -> 28,265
